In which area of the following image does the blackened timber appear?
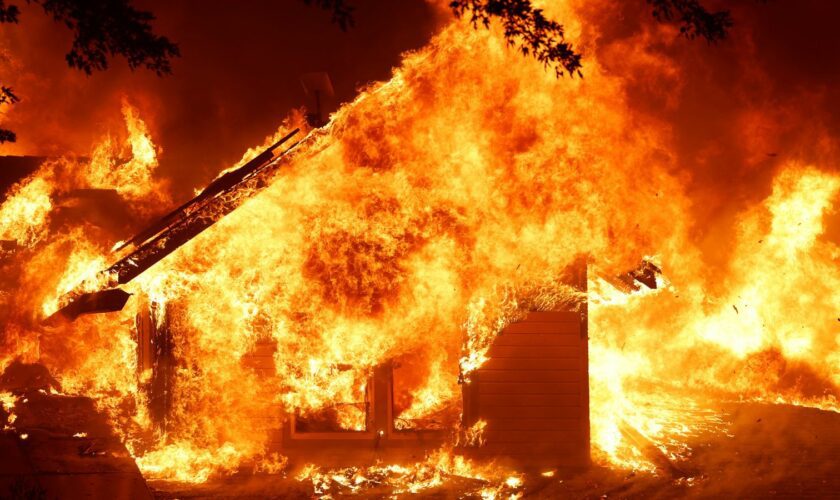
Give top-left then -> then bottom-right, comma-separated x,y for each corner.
45,288 -> 131,323
115,128 -> 300,252
46,128 -> 318,322
618,419 -> 684,477
110,130 -> 305,284
135,301 -> 174,432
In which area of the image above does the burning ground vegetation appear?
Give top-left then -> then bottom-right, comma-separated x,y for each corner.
1,1 -> 840,498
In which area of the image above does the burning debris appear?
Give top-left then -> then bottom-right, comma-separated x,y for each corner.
0,362 -> 151,498
47,126 -> 304,322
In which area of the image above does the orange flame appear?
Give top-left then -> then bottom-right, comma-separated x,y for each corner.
2,0 -> 839,490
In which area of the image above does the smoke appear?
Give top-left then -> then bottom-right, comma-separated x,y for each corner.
571,0 -> 840,265
0,0 -> 439,196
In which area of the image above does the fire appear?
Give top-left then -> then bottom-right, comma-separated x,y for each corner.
686,167 -> 839,359
114,16 -> 679,473
588,163 -> 840,469
134,441 -> 248,483
0,100 -> 163,255
457,418 -> 488,448
295,448 -> 523,498
80,100 -> 168,208
0,175 -> 53,248
40,235 -> 109,317
1,0 -> 839,494
0,101 -> 167,385
394,354 -> 456,429
0,391 -> 18,431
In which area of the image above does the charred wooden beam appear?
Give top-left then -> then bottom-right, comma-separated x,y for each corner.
602,259 -> 662,293
110,127 -> 303,285
115,128 -> 300,253
45,288 -> 131,324
136,301 -> 174,432
628,260 -> 661,289
618,418 -> 686,477
46,128 -> 318,322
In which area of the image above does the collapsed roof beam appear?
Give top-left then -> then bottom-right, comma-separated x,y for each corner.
47,128 -> 310,323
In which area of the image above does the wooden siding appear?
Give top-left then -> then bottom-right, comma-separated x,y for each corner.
462,300 -> 589,468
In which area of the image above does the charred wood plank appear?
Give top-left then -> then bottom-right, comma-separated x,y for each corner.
115,128 -> 300,252
45,288 -> 131,323
46,128 -> 320,321
109,128 -> 304,284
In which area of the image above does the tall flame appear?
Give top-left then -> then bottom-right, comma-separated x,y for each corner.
80,100 -> 168,208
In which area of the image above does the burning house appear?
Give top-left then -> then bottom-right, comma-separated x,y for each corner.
47,122 -> 591,471
2,1 -> 840,498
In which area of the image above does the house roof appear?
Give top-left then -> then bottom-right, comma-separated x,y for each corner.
48,128 -> 307,322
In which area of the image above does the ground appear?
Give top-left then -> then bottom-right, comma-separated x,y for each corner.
2,363 -> 838,499
149,403 -> 840,499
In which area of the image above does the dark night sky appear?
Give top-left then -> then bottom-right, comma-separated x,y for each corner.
0,0 -> 441,194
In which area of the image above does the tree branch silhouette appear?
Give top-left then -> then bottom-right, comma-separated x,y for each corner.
307,0 -> 734,80
647,0 -> 733,42
449,0 -> 582,78
0,0 -> 179,144
301,0 -> 354,31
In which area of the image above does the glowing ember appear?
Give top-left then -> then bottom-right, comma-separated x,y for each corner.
294,448 -> 524,497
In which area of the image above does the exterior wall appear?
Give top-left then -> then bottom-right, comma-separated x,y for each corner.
271,364 -> 446,465
461,264 -> 589,469
139,262 -> 588,468
135,301 -> 174,432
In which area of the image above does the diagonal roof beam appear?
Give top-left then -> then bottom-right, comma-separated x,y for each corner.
47,127 -> 316,323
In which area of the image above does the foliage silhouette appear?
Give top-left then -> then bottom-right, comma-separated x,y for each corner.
647,0 -> 733,42
449,0 -> 582,78
0,0 -> 179,144
301,0 -> 354,31
309,0 -> 734,79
